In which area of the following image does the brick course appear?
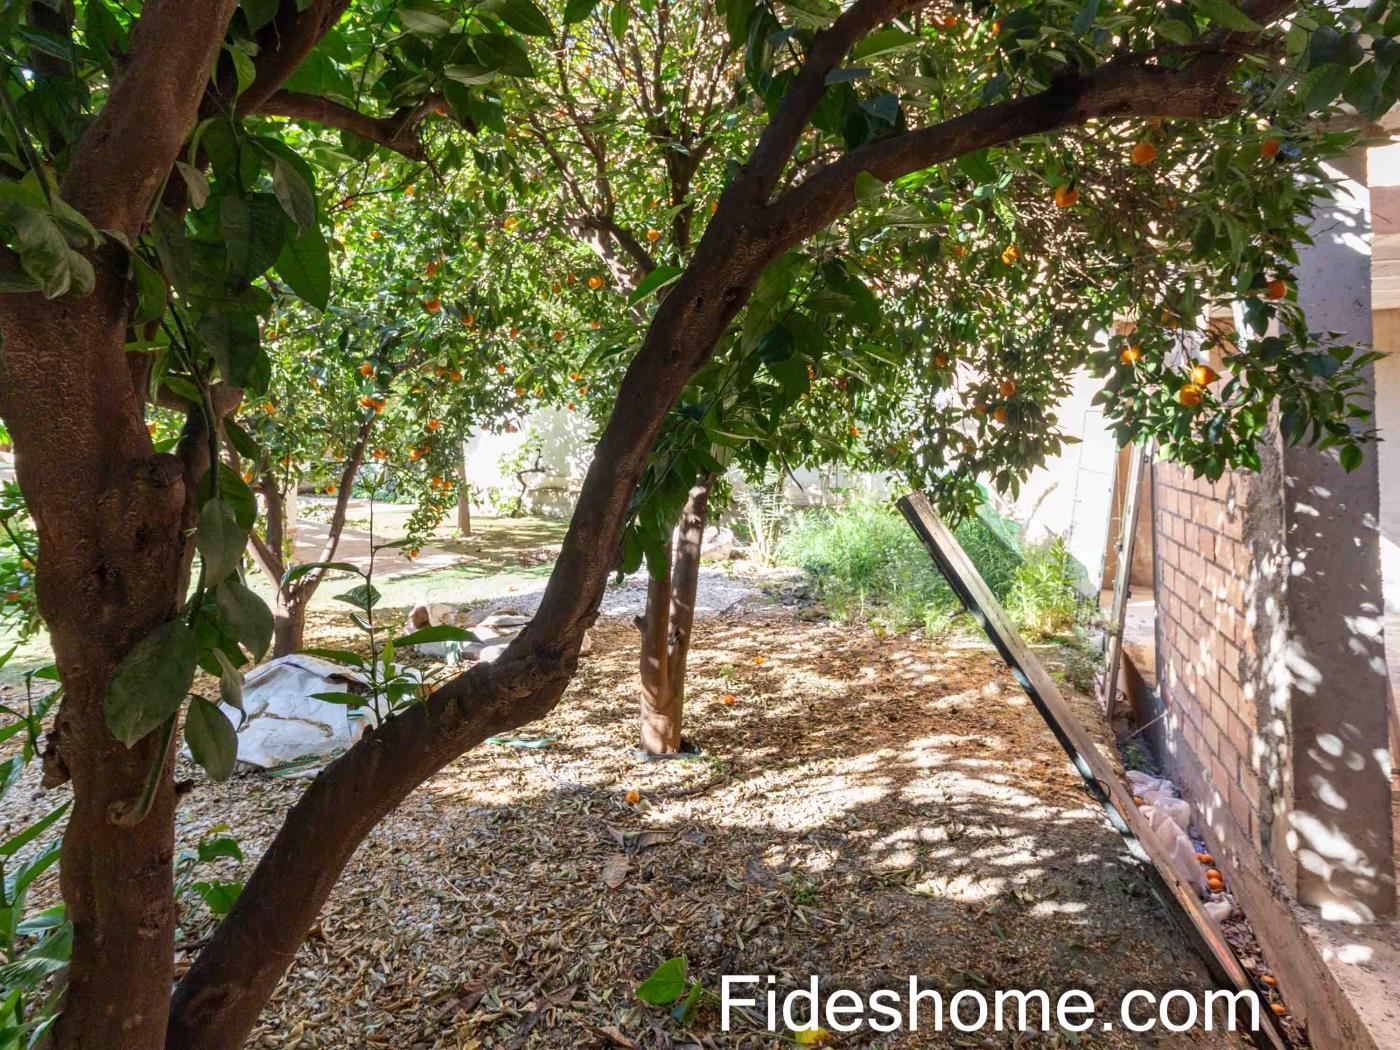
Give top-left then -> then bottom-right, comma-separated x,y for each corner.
1153,461 -> 1263,851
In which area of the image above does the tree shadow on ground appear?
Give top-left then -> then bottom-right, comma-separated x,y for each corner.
167,613 -> 1241,1049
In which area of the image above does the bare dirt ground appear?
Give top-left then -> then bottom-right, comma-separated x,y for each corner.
3,602 -> 1241,1048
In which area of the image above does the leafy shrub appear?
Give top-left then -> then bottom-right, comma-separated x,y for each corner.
778,502 -> 1089,638
0,482 -> 39,641
776,502 -> 1021,634
1005,537 -> 1089,639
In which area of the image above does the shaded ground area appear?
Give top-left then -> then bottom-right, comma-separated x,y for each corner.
0,504 -> 1244,1047
133,612 -> 1235,1049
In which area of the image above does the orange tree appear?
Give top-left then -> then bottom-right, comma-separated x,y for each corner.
484,0 -> 748,752
0,1 -> 1393,1047
233,162 -> 584,654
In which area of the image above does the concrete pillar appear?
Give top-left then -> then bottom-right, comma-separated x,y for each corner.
1279,150 -> 1395,920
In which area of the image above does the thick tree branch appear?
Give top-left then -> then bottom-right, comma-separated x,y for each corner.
257,90 -> 443,160
761,55 -> 1251,248
61,0 -> 239,236
585,214 -> 657,277
237,0 -> 352,116
737,0 -> 923,207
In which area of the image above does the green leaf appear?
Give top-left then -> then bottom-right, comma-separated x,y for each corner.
309,691 -> 368,706
271,154 -> 318,234
610,0 -> 630,38
192,879 -> 243,915
215,578 -> 274,661
957,149 -> 997,185
297,646 -> 365,665
185,698 -> 237,781
130,255 -> 168,325
824,66 -> 871,84
636,956 -> 688,1004
175,161 -> 210,209
565,0 -> 603,24
849,27 -> 918,61
334,582 -> 381,612
224,416 -> 260,461
1193,0 -> 1261,31
854,170 -> 885,205
400,0 -> 458,32
1340,444 -> 1363,472
627,264 -> 684,305
1071,0 -> 1100,37
221,193 -> 289,287
1,202 -> 95,299
474,33 -> 536,77
394,625 -> 480,647
106,620 -> 197,746
489,0 -> 553,35
196,499 -> 246,583
282,560 -> 359,589
0,800 -> 67,859
275,222 -> 331,310
227,44 -> 257,94
200,309 -> 267,391
213,648 -> 244,710
241,0 -> 281,30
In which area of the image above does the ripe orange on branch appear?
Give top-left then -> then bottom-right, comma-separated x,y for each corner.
1130,141 -> 1158,165
1120,346 -> 1142,365
1053,184 -> 1079,208
1177,383 -> 1203,407
1190,363 -> 1218,387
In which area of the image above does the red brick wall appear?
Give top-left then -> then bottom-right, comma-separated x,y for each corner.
1153,462 -> 1264,854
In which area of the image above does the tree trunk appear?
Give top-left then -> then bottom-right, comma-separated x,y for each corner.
251,419 -> 371,659
635,474 -> 714,754
272,592 -> 307,657
457,441 -> 472,536
0,288 -> 191,1050
637,546 -> 676,753
665,474 -> 714,707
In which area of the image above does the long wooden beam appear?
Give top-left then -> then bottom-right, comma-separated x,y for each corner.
897,491 -> 1286,1050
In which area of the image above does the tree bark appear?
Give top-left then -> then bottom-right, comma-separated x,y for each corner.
637,544 -> 675,753
249,418 -> 371,657
272,592 -> 307,655
457,441 -> 472,535
635,472 -> 713,753
0,286 -> 188,1050
665,474 -> 714,704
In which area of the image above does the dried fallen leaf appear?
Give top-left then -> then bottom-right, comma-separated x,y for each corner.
602,853 -> 629,889
597,1024 -> 637,1048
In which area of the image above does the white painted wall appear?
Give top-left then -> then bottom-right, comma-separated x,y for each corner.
980,369 -> 1118,592
461,407 -> 595,516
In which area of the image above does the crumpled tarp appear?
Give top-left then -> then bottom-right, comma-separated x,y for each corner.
219,654 -> 375,775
